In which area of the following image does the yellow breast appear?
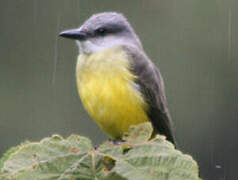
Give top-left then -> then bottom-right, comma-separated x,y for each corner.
76,47 -> 149,139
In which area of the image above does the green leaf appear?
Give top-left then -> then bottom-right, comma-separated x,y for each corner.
110,138 -> 199,180
122,122 -> 153,144
0,123 -> 201,180
0,141 -> 30,172
0,135 -> 95,180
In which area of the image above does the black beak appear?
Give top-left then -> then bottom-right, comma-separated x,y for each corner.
59,29 -> 87,40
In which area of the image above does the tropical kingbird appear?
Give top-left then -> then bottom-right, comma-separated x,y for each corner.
59,12 -> 176,145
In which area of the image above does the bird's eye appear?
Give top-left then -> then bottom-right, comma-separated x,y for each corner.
95,28 -> 107,35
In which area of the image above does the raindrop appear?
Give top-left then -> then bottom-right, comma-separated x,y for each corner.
52,15 -> 61,86
227,7 -> 232,61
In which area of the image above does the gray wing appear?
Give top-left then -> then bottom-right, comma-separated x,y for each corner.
123,45 -> 176,146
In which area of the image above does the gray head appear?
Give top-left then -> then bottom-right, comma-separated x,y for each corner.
59,12 -> 143,54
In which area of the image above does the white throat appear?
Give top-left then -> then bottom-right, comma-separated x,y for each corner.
76,36 -> 135,54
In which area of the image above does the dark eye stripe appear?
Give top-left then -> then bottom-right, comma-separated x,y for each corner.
94,25 -> 124,37
96,28 -> 107,35
96,28 -> 106,33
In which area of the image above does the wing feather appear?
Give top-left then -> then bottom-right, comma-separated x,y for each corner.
123,45 -> 176,145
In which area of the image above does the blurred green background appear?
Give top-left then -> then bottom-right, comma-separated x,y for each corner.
0,0 -> 237,179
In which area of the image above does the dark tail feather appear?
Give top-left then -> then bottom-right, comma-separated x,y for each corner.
149,107 -> 176,147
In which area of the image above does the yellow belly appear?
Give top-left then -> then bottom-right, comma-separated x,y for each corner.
76,47 -> 149,139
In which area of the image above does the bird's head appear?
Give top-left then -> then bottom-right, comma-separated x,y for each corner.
59,12 -> 142,54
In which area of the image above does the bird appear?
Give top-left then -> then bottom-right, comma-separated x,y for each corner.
59,12 -> 176,145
